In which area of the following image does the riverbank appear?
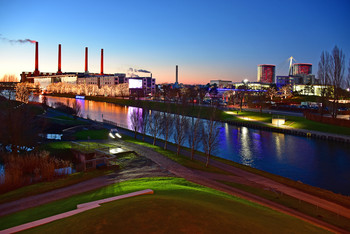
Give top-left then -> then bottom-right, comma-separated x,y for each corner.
114,126 -> 350,207
1,136 -> 349,232
45,93 -> 350,141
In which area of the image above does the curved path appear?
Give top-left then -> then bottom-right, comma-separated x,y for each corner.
1,138 -> 349,233
116,140 -> 350,233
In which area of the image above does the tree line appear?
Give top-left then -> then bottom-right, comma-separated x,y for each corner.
317,46 -> 350,118
129,102 -> 221,167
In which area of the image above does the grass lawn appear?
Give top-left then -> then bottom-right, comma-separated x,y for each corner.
73,129 -> 109,140
0,168 -> 116,205
122,134 -> 350,230
0,177 -> 328,233
123,129 -> 350,209
40,141 -> 115,156
124,136 -> 232,175
219,181 -> 350,231
222,110 -> 350,136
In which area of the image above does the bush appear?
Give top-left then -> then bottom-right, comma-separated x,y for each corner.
0,151 -> 71,193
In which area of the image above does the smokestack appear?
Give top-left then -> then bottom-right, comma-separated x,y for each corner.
34,42 -> 39,76
176,65 -> 178,83
85,47 -> 88,74
100,49 -> 104,75
57,44 -> 62,74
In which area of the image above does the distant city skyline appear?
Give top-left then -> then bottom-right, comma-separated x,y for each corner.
0,0 -> 350,84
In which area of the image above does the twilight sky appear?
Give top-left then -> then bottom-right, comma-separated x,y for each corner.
0,0 -> 350,84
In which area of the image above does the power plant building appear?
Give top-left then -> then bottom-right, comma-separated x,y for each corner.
20,42 -> 156,96
257,64 -> 275,83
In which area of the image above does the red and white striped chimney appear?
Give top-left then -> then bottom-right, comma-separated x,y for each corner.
57,44 -> 62,74
34,42 -> 40,76
85,47 -> 88,73
100,49 -> 104,75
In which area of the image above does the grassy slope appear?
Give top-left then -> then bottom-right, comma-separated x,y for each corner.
0,141 -> 119,203
73,129 -> 109,140
1,178 -> 327,233
219,181 -> 350,231
124,136 -> 350,230
0,168 -> 116,205
124,136 -> 232,175
125,135 -> 350,209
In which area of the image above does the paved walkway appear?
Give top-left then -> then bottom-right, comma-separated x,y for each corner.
114,140 -> 350,233
1,137 -> 349,233
0,189 -> 154,234
0,148 -> 171,217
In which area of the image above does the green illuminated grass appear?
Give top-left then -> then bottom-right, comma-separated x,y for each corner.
222,110 -> 350,136
0,168 -> 116,205
0,178 -> 328,233
73,129 -> 109,140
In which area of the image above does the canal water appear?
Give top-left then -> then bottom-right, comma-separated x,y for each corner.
33,95 -> 350,195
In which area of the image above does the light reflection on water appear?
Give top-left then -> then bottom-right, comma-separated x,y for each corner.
31,95 -> 350,195
240,127 -> 253,166
0,165 -> 4,184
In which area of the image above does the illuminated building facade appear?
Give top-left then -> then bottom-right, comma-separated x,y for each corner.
257,64 -> 275,83
292,63 -> 312,76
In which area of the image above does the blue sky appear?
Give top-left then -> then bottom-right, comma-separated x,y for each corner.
0,0 -> 349,84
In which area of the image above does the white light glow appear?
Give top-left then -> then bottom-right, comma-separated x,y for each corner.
129,79 -> 143,89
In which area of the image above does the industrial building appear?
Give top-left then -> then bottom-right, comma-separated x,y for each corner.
20,42 -> 156,96
257,64 -> 275,83
210,80 -> 233,87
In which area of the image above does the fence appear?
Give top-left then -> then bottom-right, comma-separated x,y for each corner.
102,119 -> 129,129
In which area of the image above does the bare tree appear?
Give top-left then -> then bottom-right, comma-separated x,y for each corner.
15,83 -> 30,104
140,108 -> 150,141
0,74 -> 18,82
188,115 -> 202,160
278,84 -> 292,99
0,103 -> 42,153
149,111 -> 162,145
329,46 -> 346,118
72,100 -> 81,119
266,87 -> 277,101
235,84 -> 250,112
223,90 -> 234,105
130,108 -> 142,139
347,59 -> 350,89
317,51 -> 331,116
198,86 -> 208,104
173,113 -> 189,156
161,108 -> 174,150
202,108 -> 220,167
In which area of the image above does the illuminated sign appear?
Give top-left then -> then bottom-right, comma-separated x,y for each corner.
75,95 -> 85,99
129,79 -> 143,89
